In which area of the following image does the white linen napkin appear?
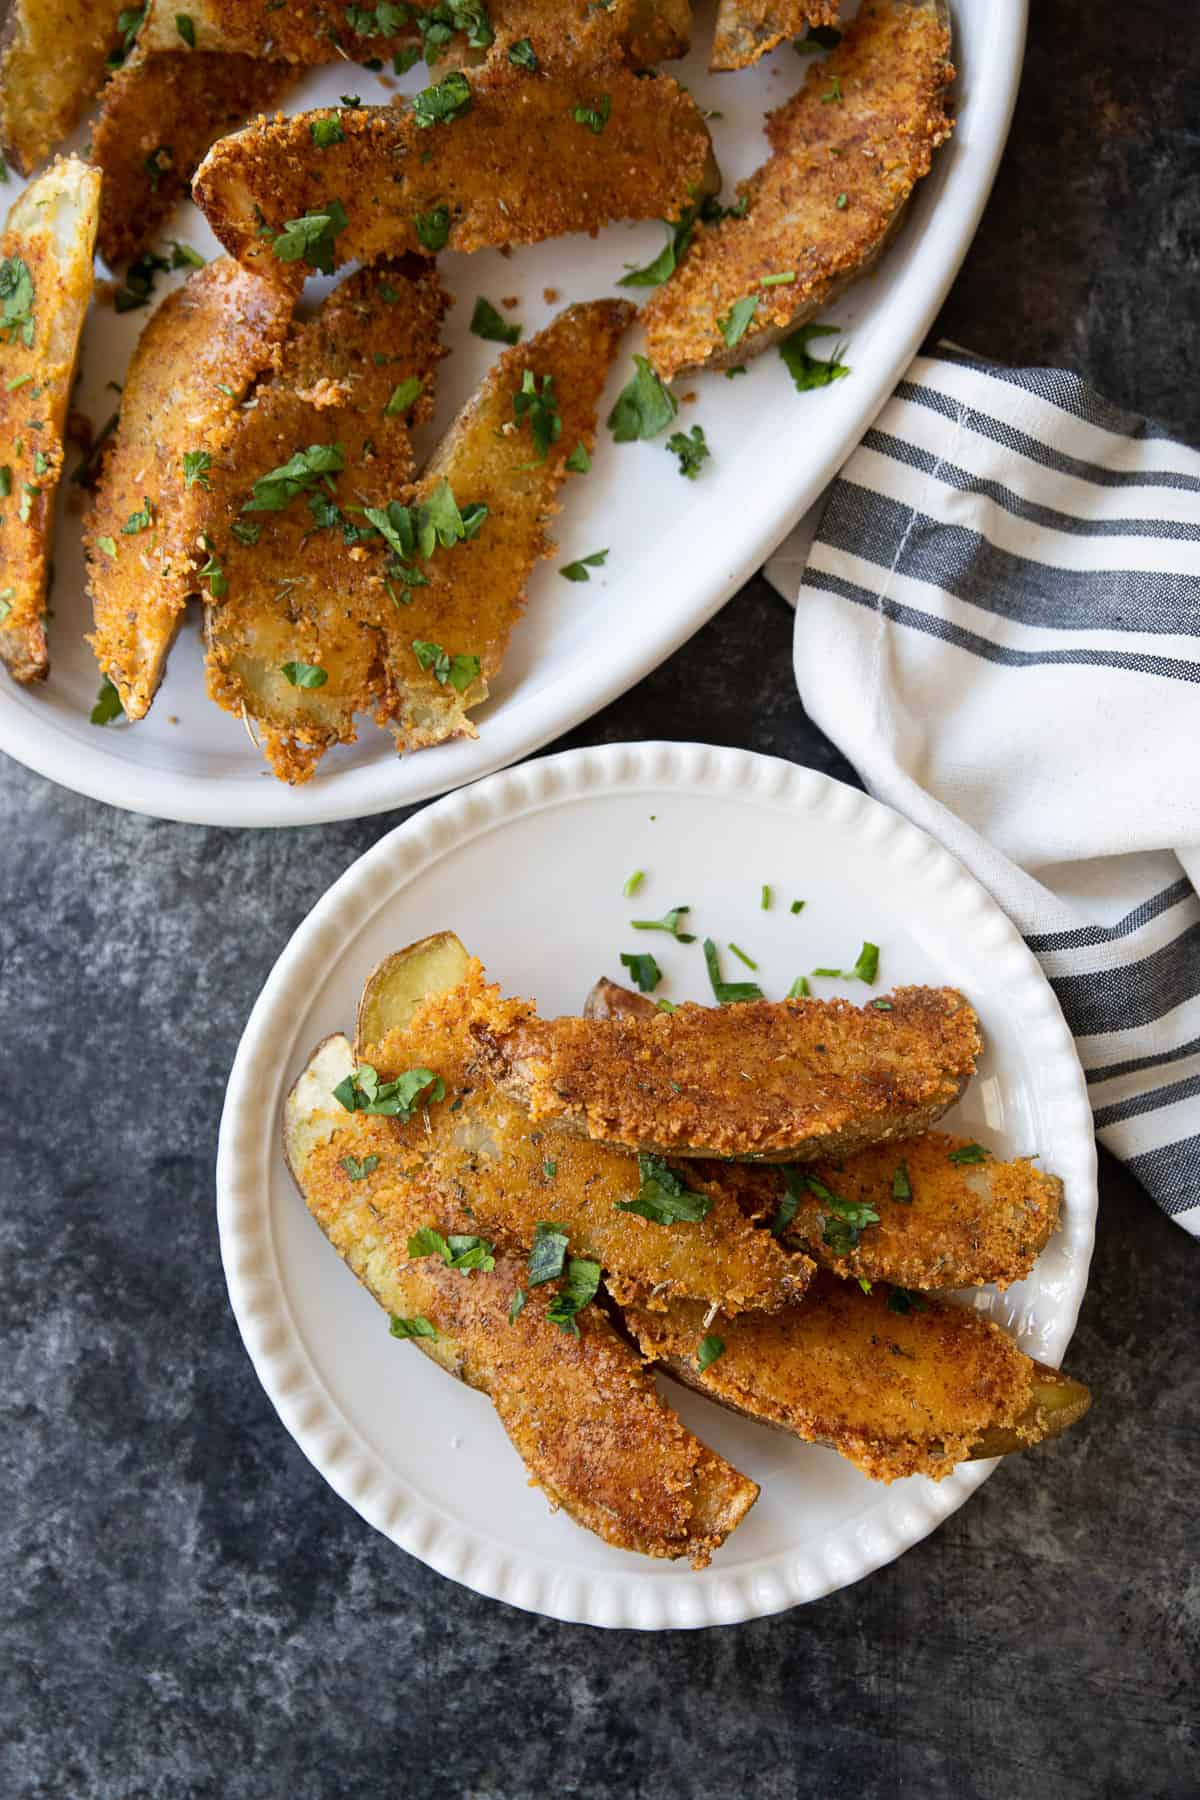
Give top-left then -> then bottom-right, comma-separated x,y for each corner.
767,345 -> 1200,1234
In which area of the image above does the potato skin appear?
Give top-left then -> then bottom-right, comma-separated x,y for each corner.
0,0 -> 123,173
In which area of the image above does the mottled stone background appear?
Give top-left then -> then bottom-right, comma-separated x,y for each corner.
2,5 -> 1197,1797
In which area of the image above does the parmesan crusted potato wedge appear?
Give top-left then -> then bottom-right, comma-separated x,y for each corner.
643,0 -> 954,378
352,932 -> 811,1315
200,258 -> 449,783
472,982 -> 983,1163
0,156 -> 100,683
0,1 -> 125,173
372,298 -> 633,754
137,0 -> 422,60
86,259 -> 294,720
710,1 -> 838,73
623,1273 -> 1092,1483
93,50 -> 294,267
583,980 -> 1062,1290
193,63 -> 717,276
284,1031 -> 758,1566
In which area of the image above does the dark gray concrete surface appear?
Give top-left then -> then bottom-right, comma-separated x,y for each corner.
2,5 -> 1197,1796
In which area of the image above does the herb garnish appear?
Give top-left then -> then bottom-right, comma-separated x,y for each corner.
770,1165 -> 805,1237
181,449 -> 213,490
507,1288 -> 526,1324
528,1221 -> 569,1286
565,441 -> 591,473
559,548 -> 608,582
620,951 -> 661,993
804,1175 -> 880,1256
513,369 -> 561,458
780,323 -> 850,392
390,1314 -> 437,1339
631,906 -> 694,942
281,661 -> 327,689
342,1154 -> 379,1181
412,639 -> 481,692
696,1334 -> 725,1372
665,425 -> 709,480
412,71 -> 473,127
272,200 -> 348,273
333,1063 -> 445,1118
761,885 -> 772,910
608,356 -> 677,442
572,93 -> 611,134
385,377 -> 423,416
0,257 -> 34,346
702,937 -> 764,1005
509,37 -> 537,69
546,1257 -> 601,1335
413,206 -> 451,251
114,249 -> 170,313
787,975 -> 810,998
470,296 -> 521,345
169,240 -> 205,268
891,1161 -> 912,1201
121,497 -> 154,535
622,870 -> 644,897
948,1143 -> 989,1165
107,8 -> 146,68
90,678 -> 123,725
175,13 -> 195,47
728,942 -> 757,971
244,444 -> 344,511
407,1226 -> 496,1273
821,75 -> 844,104
718,295 -> 757,349
616,1155 -> 712,1226
311,115 -> 346,148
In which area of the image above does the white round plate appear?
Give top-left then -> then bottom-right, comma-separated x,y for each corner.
0,2 -> 1027,825
218,741 -> 1095,1627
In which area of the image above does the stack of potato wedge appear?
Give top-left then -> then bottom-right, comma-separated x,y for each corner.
284,935 -> 1090,1566
1,2 -> 957,782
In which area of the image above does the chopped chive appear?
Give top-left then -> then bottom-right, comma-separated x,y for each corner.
702,938 -> 764,1005
891,1161 -> 912,1202
787,976 -> 810,998
760,884 -> 771,911
790,899 -> 805,915
622,870 -> 645,897
728,942 -> 757,971
759,272 -> 796,287
851,941 -> 880,985
812,967 -> 841,977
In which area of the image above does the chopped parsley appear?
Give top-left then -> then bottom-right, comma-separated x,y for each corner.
891,1160 -> 912,1202
470,296 -> 521,345
616,1155 -> 712,1226
413,1 -> 493,65
770,1166 -> 804,1237
821,74 -> 844,105
281,661 -> 328,689
948,1143 -> 989,1165
559,548 -> 608,582
390,1314 -> 437,1339
412,639 -> 481,693
95,534 -> 117,558
311,115 -> 346,148
407,1226 -> 496,1274
0,467 -> 10,498
779,323 -> 850,392
702,937 -> 763,1005
718,295 -> 757,349
666,425 -> 709,480
107,8 -> 146,68
631,906 -> 694,942
342,1154 -> 380,1181
528,1221 -> 569,1286
181,449 -> 213,490
542,1160 -> 557,1180
696,1334 -> 725,1373
143,146 -> 173,192
507,1287 -> 526,1324
333,1063 -> 445,1119
244,443 -> 344,511
175,13 -> 195,46
566,441 -> 591,474
169,239 -> 206,268
790,899 -> 805,914
271,200 -> 348,274
231,519 -> 261,547
385,376 -> 424,416
508,36 -> 537,70
90,677 -> 123,725
114,249 -> 170,312
618,210 -> 696,288
121,497 -> 154,535
513,369 -> 561,459
804,1175 -> 880,1256
572,93 -> 611,134
0,588 -> 12,623
887,1287 -> 927,1316
546,1258 -> 601,1335
608,355 -> 677,442
412,71 -> 473,127
851,941 -> 879,984
413,206 -> 451,251
0,257 -> 34,347
619,950 -> 661,993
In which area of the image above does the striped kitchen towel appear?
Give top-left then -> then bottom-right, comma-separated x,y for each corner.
766,345 -> 1200,1234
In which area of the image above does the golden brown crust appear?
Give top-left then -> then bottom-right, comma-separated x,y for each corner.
643,0 -> 954,378
138,0 -> 421,60
0,1 -> 123,173
476,983 -> 982,1161
92,51 -> 295,267
85,258 -> 294,719
294,1099 -> 757,1563
193,64 -> 716,274
368,961 -> 810,1315
623,1272 -> 1039,1483
0,157 -> 100,683
200,259 -> 448,783
710,1 -> 838,73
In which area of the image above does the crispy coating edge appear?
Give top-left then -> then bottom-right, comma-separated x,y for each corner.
710,1 -> 839,73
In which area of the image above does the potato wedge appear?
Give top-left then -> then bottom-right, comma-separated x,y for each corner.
284,1031 -> 758,1565
442,0 -> 693,70
372,298 -> 633,753
473,981 -> 982,1163
200,258 -> 449,782
583,979 -> 1061,1289
193,63 -> 717,276
0,156 -> 100,683
137,0 -> 422,60
0,1 -> 125,173
93,50 -> 294,267
352,933 -> 810,1314
643,0 -> 954,378
86,258 -> 294,719
710,2 -> 838,72
622,1272 -> 1091,1483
